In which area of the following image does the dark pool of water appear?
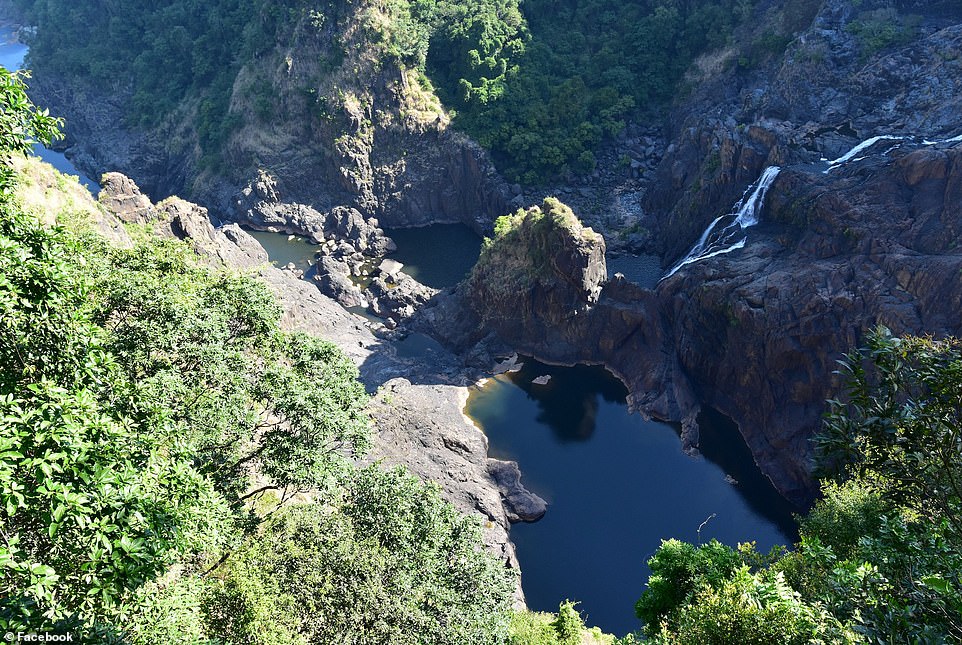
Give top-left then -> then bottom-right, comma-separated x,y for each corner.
245,229 -> 319,272
394,332 -> 448,361
607,253 -> 662,289
465,359 -> 797,636
2,24 -> 99,195
383,223 -> 482,289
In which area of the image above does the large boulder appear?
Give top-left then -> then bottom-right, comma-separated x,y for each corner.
466,198 -> 607,345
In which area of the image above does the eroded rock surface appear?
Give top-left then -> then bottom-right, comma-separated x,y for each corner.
95,172 -> 527,597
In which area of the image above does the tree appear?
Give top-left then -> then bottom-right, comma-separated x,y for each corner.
817,327 -> 962,533
206,466 -> 516,644
0,208 -> 372,635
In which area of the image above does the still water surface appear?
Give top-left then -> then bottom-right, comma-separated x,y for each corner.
245,229 -> 318,272
383,223 -> 482,288
466,359 -> 797,636
1,23 -> 99,194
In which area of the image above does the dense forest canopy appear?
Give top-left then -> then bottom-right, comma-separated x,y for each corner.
12,0 -> 764,182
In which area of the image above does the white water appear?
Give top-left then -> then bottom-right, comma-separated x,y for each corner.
825,132 -> 962,173
824,135 -> 904,172
662,166 -> 781,280
923,133 -> 962,145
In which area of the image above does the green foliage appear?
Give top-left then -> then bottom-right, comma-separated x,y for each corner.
634,539 -> 742,633
638,327 -> 962,643
0,214 -> 236,634
0,68 -> 61,195
508,603 -> 616,645
208,466 -> 516,644
845,9 -> 915,59
13,0 -> 301,162
0,171 -> 523,640
817,328 -> 962,532
552,601 -> 586,645
16,0 -> 760,183
652,567 -> 857,644
432,0 -> 760,183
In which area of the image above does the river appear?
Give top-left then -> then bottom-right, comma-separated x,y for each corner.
1,23 -> 98,194
466,359 -> 796,636
5,23 -> 795,637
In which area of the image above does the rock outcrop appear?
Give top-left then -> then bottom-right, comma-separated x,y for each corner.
92,170 -> 532,597
486,459 -> 548,523
431,139 -> 962,506
99,171 -> 268,269
463,198 -> 607,349
11,156 -> 131,248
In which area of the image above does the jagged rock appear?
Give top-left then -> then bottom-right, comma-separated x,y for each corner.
378,258 -> 404,278
313,256 -> 366,308
464,198 -> 606,346
366,379 -> 524,596
325,206 -> 394,255
486,459 -> 547,523
366,273 -> 439,322
99,172 -> 157,225
233,172 -> 394,257
99,173 -> 266,268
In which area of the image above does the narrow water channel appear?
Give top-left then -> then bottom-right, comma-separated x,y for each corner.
465,359 -> 797,636
2,23 -> 99,194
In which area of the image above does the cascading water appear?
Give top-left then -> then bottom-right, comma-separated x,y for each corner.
824,135 -> 904,172
825,132 -> 962,173
661,165 -> 781,281
660,130 -> 962,282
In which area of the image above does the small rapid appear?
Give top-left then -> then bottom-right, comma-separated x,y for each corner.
825,132 -> 962,172
662,165 -> 781,281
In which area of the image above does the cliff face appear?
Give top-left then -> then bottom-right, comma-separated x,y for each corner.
647,0 -> 962,265
23,3 -> 510,235
668,145 -> 962,502
443,142 -> 962,506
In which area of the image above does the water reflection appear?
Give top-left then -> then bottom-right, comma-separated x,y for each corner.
383,223 -> 481,289
467,357 -> 796,635
504,361 -> 627,442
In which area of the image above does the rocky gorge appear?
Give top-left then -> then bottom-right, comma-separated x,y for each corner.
11,0 -> 962,521
28,160 -> 544,600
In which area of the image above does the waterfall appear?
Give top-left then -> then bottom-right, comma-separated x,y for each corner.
661,166 -> 781,281
824,135 -> 903,173
825,132 -> 962,173
922,133 -> 962,145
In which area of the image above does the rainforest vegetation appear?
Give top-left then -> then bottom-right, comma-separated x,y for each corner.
12,0 -> 767,182
4,1 -> 962,641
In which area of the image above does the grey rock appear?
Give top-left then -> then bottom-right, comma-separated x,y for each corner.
486,459 -> 547,523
